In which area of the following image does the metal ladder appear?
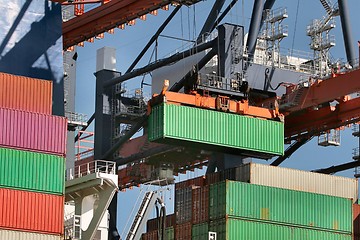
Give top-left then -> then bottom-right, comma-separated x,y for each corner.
126,191 -> 159,240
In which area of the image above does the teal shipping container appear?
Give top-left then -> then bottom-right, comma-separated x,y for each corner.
0,147 -> 65,195
148,103 -> 284,159
192,223 -> 209,240
209,180 -> 352,234
209,217 -> 352,240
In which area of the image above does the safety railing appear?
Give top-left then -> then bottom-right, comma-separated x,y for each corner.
66,160 -> 116,180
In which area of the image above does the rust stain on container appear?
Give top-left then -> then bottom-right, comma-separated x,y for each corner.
354,204 -> 360,237
192,185 -> 209,224
0,108 -> 67,156
175,222 -> 192,240
0,72 -> 52,114
0,188 -> 64,234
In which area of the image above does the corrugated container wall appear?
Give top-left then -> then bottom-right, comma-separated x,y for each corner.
147,214 -> 175,232
209,217 -> 352,240
175,186 -> 193,224
148,103 -> 284,158
141,230 -> 158,240
0,188 -> 64,234
175,222 -> 191,240
192,185 -> 209,224
0,72 -> 52,115
0,108 -> 67,156
236,163 -> 358,202
0,147 -> 65,195
354,204 -> 360,237
192,223 -> 209,240
210,180 -> 352,234
165,227 -> 174,240
0,229 -> 62,240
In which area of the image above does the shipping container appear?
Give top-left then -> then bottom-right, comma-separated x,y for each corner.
175,176 -> 205,190
165,227 -> 174,240
0,72 -> 52,114
354,204 -> 360,237
209,180 -> 352,234
192,185 -> 209,224
192,223 -> 209,240
206,171 -> 220,185
0,188 -> 64,234
0,229 -> 62,240
175,222 -> 191,240
0,147 -> 65,195
235,163 -> 358,202
176,187 -> 194,224
209,217 -> 352,240
141,230 -> 158,240
147,214 -> 176,232
148,103 -> 284,159
0,108 -> 67,156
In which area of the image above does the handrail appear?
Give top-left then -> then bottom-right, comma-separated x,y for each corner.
66,160 -> 116,180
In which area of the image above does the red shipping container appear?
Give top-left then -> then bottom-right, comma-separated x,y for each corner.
175,176 -> 205,190
147,214 -> 176,231
192,185 -> 209,224
0,188 -> 64,235
141,230 -> 158,240
0,72 -> 52,115
175,222 -> 192,240
0,108 -> 67,156
354,204 -> 360,237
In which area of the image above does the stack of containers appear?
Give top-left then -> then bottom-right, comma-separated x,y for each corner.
142,163 -> 358,240
0,73 -> 67,239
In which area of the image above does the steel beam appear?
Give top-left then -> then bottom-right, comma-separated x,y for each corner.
210,0 -> 239,33
271,137 -> 311,166
196,0 -> 226,44
126,5 -> 182,74
338,0 -> 356,66
103,39 -> 216,88
245,0 -> 264,64
313,160 -> 360,174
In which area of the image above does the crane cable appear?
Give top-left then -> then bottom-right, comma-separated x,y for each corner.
290,0 -> 301,57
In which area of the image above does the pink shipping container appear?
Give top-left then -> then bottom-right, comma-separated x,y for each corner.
192,185 -> 209,224
175,222 -> 192,240
0,188 -> 64,235
0,72 -> 52,115
354,204 -> 360,238
0,107 -> 67,156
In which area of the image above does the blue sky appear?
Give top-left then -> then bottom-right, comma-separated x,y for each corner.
74,0 -> 360,236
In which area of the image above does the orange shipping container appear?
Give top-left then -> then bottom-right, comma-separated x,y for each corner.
354,204 -> 360,237
0,72 -> 52,114
0,188 -> 64,235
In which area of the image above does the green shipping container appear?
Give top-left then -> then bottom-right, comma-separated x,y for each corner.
165,227 -> 174,240
209,181 -> 352,234
192,223 -> 209,240
0,147 -> 65,195
148,103 -> 284,158
209,217 -> 352,240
